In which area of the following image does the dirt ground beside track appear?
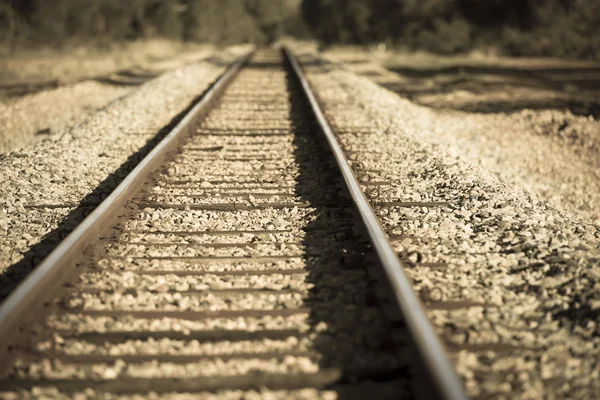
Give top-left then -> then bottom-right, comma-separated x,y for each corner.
0,41 -> 214,154
325,47 -> 600,226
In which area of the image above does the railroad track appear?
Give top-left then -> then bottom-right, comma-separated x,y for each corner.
0,49 -> 466,399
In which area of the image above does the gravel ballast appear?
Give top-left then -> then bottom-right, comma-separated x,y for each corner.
0,46 -> 216,154
0,46 -> 250,300
294,48 -> 600,399
0,50 -> 409,400
4,43 -> 597,398
330,52 -> 600,225
0,82 -> 131,153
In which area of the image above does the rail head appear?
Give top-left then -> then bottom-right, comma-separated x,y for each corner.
282,46 -> 468,400
0,49 -> 255,351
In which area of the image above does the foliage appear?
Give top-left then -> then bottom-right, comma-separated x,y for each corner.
2,0 -> 305,50
303,0 -> 600,60
2,0 -> 600,59
0,2 -> 17,48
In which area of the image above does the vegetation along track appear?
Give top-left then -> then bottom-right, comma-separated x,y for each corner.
0,49 -> 466,399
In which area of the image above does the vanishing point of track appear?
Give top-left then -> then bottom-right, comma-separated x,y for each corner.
0,49 -> 467,399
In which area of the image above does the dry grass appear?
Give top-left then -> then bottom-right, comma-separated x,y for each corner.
325,46 -> 600,117
0,39 -> 213,86
324,45 -> 600,71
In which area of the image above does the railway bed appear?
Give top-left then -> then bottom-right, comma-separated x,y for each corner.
0,50 -> 466,399
294,50 -> 600,399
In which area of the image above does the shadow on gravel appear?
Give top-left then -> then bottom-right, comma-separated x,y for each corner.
383,64 -> 600,117
0,80 -> 60,98
0,76 -> 223,303
285,57 -> 410,397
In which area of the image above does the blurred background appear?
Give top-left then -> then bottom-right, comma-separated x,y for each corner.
1,0 -> 599,59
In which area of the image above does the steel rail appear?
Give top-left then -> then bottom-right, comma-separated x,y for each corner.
0,49 -> 254,349
283,47 -> 468,400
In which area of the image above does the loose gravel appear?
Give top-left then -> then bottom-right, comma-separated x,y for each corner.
330,52 -> 600,225
294,47 -> 600,399
0,82 -> 130,153
426,111 -> 600,225
0,45 -> 216,154
0,385 -> 409,400
0,45 -> 251,301
45,313 -> 313,334
0,50 -> 409,399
